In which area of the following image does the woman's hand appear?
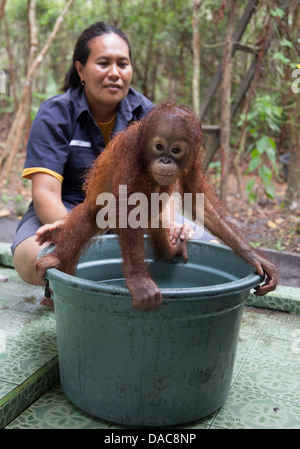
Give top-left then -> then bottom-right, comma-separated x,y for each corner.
169,221 -> 194,245
35,219 -> 66,246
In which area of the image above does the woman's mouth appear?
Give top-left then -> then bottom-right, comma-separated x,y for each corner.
105,84 -> 121,92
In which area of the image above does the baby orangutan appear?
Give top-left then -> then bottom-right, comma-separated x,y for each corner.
36,102 -> 278,310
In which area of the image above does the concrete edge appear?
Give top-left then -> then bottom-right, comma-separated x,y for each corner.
0,242 -> 14,268
246,285 -> 300,316
0,356 -> 59,429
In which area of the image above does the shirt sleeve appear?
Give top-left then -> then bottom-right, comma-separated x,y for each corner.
23,96 -> 74,181
22,167 -> 64,182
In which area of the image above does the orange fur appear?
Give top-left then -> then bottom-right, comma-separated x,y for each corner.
36,102 -> 278,310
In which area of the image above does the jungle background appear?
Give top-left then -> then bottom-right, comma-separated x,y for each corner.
0,0 -> 299,253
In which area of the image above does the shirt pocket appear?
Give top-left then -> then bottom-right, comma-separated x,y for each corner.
67,141 -> 95,168
66,141 -> 96,182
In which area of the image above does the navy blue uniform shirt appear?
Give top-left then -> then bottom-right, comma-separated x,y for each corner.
23,85 -> 155,204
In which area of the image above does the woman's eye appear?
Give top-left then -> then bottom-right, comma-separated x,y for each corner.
97,61 -> 108,67
155,143 -> 164,151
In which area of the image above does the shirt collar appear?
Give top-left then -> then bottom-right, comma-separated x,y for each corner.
118,87 -> 144,121
74,85 -> 144,123
75,86 -> 91,117
114,87 -> 145,133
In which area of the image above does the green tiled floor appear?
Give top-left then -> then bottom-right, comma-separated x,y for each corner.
1,247 -> 300,429
0,266 -> 58,428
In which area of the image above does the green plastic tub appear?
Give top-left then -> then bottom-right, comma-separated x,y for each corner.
46,235 -> 261,427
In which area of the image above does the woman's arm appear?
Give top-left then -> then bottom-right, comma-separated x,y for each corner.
31,173 -> 69,224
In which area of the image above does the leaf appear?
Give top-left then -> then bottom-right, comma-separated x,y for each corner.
259,165 -> 272,183
267,220 -> 277,229
246,179 -> 256,202
0,208 -> 10,218
265,183 -> 276,199
256,136 -> 269,154
275,218 -> 284,224
248,155 -> 261,172
250,148 -> 260,158
250,241 -> 262,248
273,52 -> 290,65
271,7 -> 285,18
280,39 -> 293,48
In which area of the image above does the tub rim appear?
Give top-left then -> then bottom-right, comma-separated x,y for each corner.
45,238 -> 262,300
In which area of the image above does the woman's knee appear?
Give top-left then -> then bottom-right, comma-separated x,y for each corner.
13,236 -> 45,286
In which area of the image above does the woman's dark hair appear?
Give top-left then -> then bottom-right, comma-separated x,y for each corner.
62,21 -> 132,91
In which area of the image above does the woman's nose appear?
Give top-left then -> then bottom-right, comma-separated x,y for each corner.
108,63 -> 120,79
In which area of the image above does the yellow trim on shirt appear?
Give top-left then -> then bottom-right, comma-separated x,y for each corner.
22,167 -> 64,183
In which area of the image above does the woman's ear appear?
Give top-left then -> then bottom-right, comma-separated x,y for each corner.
75,61 -> 85,82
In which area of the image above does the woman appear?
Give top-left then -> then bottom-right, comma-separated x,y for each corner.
12,21 -> 214,302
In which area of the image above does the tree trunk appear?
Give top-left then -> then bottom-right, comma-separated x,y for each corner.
285,3 -> 300,211
142,31 -> 154,99
0,0 -> 75,181
0,0 -> 6,25
192,0 -> 201,116
23,0 -> 38,147
220,0 -> 236,201
285,91 -> 300,211
3,12 -> 18,111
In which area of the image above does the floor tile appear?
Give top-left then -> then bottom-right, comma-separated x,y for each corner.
0,345 -> 57,384
0,266 -> 58,427
262,310 -> 300,341
0,306 -> 56,346
233,360 -> 300,403
0,357 -> 59,428
211,388 -> 300,429
0,336 -> 35,369
240,307 -> 271,335
5,384 -> 110,429
249,334 -> 300,369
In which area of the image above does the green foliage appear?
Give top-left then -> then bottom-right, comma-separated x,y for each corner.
1,0 -> 238,107
1,192 -> 28,216
0,0 -> 299,211
273,51 -> 290,66
238,95 -> 284,201
31,74 -> 60,120
0,95 -> 14,114
239,95 -> 284,135
270,6 -> 285,19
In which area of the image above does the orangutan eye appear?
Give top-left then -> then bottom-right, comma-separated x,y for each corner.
171,147 -> 181,154
155,143 -> 164,151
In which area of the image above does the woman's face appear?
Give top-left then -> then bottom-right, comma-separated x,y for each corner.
76,33 -> 133,116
